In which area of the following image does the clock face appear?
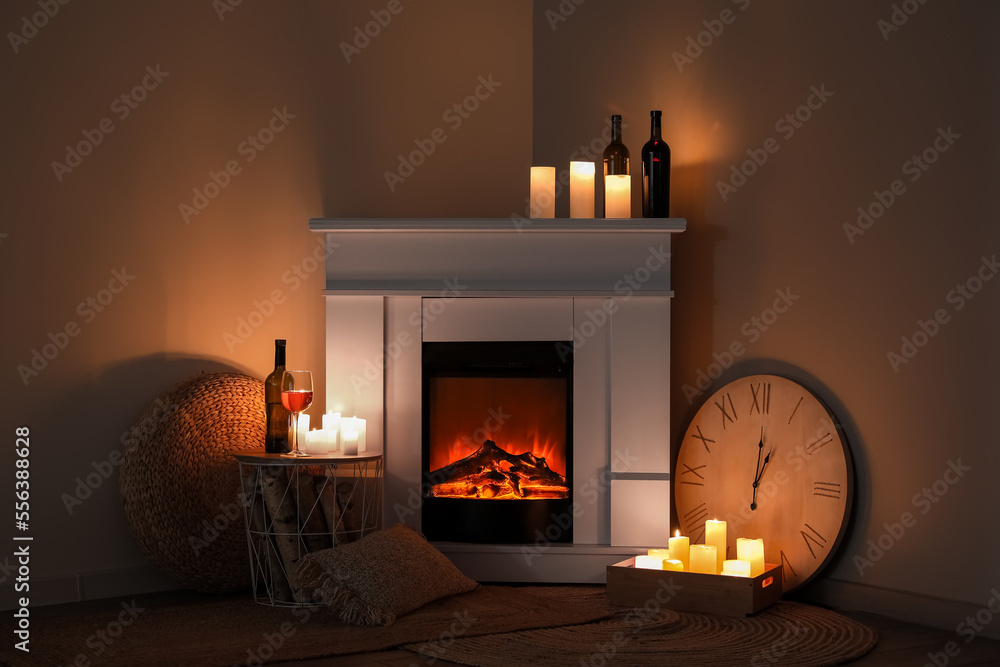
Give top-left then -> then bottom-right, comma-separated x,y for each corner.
674,374 -> 853,593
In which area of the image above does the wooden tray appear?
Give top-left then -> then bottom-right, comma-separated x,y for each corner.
606,558 -> 782,616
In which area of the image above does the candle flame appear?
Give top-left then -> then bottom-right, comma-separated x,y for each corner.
675,529 -> 680,538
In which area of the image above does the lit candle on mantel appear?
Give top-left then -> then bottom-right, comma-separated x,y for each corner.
668,530 -> 690,571
705,519 -> 727,574
605,174 -> 630,218
570,161 -> 595,218
722,559 -> 751,577
529,166 -> 556,218
689,544 -> 717,574
737,538 -> 766,577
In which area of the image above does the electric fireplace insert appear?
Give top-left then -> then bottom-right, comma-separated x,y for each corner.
421,340 -> 573,544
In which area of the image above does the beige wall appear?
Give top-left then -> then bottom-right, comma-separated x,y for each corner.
2,0 -> 997,629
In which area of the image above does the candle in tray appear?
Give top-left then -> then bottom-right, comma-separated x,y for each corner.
668,530 -> 690,571
530,166 -> 556,218
722,560 -> 751,577
689,544 -> 717,574
605,174 -> 630,218
737,538 -> 766,577
570,161 -> 595,218
705,519 -> 727,574
343,430 -> 359,455
634,554 -> 667,570
662,559 -> 683,572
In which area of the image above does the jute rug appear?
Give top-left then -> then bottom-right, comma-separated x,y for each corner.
403,598 -> 878,667
0,586 -> 614,667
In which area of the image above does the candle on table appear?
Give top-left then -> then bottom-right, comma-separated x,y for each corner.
323,411 -> 341,451
605,174 -> 630,218
570,161 -> 595,218
530,166 -> 556,218
297,413 -> 310,452
303,429 -> 322,455
669,530 -> 690,571
705,519 -> 727,574
354,416 -> 366,452
343,430 -> 359,455
737,538 -> 766,577
722,560 -> 751,577
689,544 -> 717,574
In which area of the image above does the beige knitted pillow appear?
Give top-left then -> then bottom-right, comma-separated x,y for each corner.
295,523 -> 479,625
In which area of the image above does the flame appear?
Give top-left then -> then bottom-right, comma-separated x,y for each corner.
428,376 -> 568,477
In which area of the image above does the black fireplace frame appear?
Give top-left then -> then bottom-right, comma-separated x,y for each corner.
420,340 -> 573,544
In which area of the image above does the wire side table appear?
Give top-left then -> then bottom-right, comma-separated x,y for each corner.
233,450 -> 383,606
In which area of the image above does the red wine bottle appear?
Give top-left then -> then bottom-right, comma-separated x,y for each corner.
641,110 -> 670,218
602,114 -> 630,216
264,339 -> 290,453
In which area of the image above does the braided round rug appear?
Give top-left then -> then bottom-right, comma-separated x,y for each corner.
403,599 -> 877,667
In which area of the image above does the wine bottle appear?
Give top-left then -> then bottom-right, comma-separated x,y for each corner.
641,110 -> 671,218
264,339 -> 290,453
602,114 -> 630,217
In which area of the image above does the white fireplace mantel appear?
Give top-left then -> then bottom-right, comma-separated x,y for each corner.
312,217 -> 686,583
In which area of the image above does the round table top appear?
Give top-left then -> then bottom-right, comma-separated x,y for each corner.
232,449 -> 383,465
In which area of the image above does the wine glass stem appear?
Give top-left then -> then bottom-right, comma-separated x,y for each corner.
290,412 -> 299,453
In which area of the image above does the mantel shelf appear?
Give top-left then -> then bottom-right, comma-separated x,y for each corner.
310,217 -> 686,296
309,217 -> 687,234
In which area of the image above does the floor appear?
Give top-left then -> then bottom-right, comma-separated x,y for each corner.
273,609 -> 1000,666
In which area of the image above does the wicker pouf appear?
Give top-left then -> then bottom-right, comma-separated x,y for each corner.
120,372 -> 266,593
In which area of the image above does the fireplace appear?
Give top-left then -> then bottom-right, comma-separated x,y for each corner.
421,341 -> 573,543
312,217 -> 685,583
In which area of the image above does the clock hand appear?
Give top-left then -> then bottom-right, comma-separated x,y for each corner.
751,427 -> 764,510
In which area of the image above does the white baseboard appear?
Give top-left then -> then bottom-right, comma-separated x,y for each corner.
797,578 -> 1000,641
1,565 -> 182,610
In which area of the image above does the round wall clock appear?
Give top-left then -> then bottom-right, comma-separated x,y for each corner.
674,374 -> 853,593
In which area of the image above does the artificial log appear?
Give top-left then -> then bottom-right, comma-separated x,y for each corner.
316,477 -> 342,545
292,468 -> 332,553
259,464 -> 308,601
240,465 -> 293,602
426,440 -> 569,499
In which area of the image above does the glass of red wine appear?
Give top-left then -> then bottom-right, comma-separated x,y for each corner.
280,370 -> 313,457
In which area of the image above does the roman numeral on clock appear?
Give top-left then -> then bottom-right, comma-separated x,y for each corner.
684,503 -> 709,542
780,549 -> 797,578
813,481 -> 842,499
750,382 -> 770,415
800,524 -> 828,559
680,463 -> 706,485
715,392 -> 738,429
805,432 -> 835,455
691,425 -> 715,454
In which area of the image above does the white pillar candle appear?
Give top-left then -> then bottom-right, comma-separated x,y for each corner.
297,413 -> 310,450
689,544 -> 717,574
635,554 -> 666,570
303,429 -> 323,455
355,416 -> 366,452
737,538 -> 766,577
722,560 -> 751,577
705,519 -> 727,574
604,174 -> 630,218
530,166 -> 556,218
343,430 -> 359,455
668,530 -> 690,572
570,161 -> 595,218
325,428 -> 338,454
